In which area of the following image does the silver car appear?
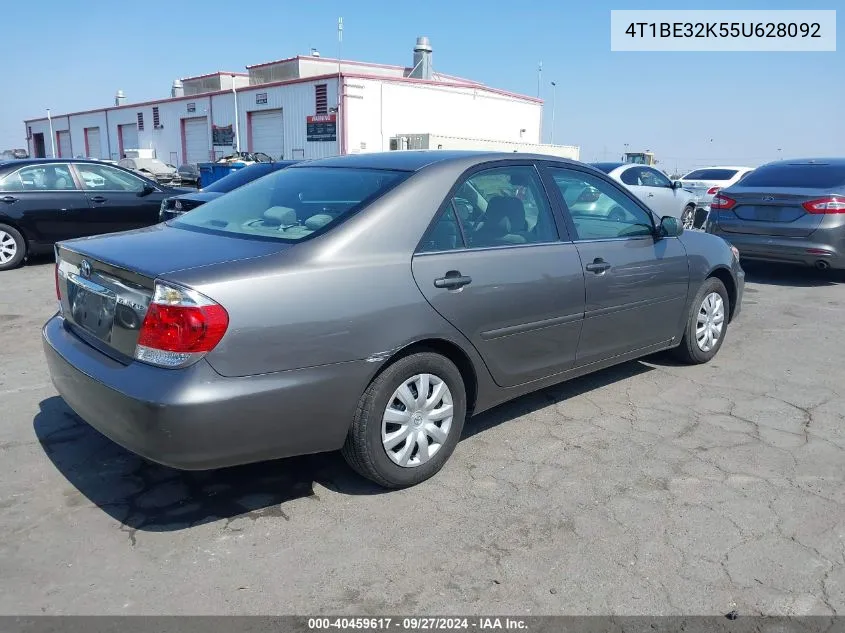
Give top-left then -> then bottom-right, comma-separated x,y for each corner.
44,152 -> 744,488
706,158 -> 845,271
592,162 -> 698,228
679,166 -> 755,208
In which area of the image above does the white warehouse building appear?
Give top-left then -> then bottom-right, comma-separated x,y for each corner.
23,37 -> 579,165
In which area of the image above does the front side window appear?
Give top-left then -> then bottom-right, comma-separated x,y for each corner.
76,164 -> 146,192
640,168 -> 672,188
173,167 -> 409,242
549,168 -> 654,241
445,165 -> 558,248
0,164 -> 77,192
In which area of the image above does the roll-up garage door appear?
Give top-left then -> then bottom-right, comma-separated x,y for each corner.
250,109 -> 284,159
56,131 -> 71,158
119,123 -> 138,156
183,117 -> 209,164
85,127 -> 102,159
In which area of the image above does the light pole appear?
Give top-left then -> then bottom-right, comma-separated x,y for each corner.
623,142 -> 629,161
777,148 -> 783,160
232,75 -> 240,153
550,81 -> 556,145
46,109 -> 55,157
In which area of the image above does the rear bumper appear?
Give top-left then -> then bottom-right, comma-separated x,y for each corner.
708,229 -> 845,270
43,315 -> 372,470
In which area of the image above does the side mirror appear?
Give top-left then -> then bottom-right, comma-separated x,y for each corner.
139,183 -> 156,196
672,180 -> 684,189
659,215 -> 683,238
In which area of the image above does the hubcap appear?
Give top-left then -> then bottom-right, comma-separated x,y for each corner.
682,207 -> 695,229
381,373 -> 454,468
0,230 -> 17,264
696,292 -> 725,352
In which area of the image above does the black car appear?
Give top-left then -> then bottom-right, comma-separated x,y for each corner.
160,160 -> 300,221
0,159 -> 190,271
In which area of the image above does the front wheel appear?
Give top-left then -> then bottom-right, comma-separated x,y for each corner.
672,277 -> 730,364
681,204 -> 696,229
342,352 -> 467,488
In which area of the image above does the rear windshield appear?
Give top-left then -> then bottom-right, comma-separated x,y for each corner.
202,164 -> 277,194
682,169 -> 738,181
738,164 -> 845,189
173,167 -> 409,241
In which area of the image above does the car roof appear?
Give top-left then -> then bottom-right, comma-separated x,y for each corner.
292,150 -> 585,172
683,165 -> 754,172
762,158 -> 845,167
590,162 -> 626,171
0,157 -> 115,169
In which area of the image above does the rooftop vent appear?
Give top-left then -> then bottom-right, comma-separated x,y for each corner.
114,90 -> 126,106
410,36 -> 433,80
171,80 -> 184,98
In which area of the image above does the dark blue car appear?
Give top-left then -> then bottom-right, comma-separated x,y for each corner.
159,161 -> 300,221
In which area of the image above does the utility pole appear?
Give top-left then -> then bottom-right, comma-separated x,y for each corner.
550,81 -> 556,145
231,76 -> 240,152
537,61 -> 542,98
337,17 -> 344,155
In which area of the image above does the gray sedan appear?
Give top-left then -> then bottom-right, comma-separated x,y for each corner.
44,151 -> 744,488
706,158 -> 845,271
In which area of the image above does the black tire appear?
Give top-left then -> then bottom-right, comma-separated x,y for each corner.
672,277 -> 730,364
681,204 -> 696,229
342,352 -> 467,488
0,223 -> 26,271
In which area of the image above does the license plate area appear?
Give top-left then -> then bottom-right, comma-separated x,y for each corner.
66,273 -> 117,341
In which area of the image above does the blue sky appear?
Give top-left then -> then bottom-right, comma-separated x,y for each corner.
2,0 -> 842,172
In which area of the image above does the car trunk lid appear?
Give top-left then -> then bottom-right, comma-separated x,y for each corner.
714,187 -> 828,237
56,224 -> 292,362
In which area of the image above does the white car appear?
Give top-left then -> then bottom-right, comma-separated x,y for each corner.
679,166 -> 755,208
590,162 -> 699,228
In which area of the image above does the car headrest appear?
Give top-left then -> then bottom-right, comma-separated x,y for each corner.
485,196 -> 527,232
304,214 -> 333,230
263,206 -> 297,226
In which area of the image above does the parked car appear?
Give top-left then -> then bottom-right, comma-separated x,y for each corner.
679,166 -> 755,208
706,158 -> 845,271
118,158 -> 181,186
45,151 -> 744,488
0,158 -> 189,270
160,160 -> 300,221
591,162 -> 698,228
1,149 -> 29,161
177,164 -> 200,187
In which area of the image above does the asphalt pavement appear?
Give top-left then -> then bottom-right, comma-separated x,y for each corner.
1,256 -> 843,616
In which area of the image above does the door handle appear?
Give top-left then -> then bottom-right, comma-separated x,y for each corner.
646,193 -> 655,197
434,271 -> 472,289
585,258 -> 611,274
1,196 -> 17,204
90,196 -> 107,203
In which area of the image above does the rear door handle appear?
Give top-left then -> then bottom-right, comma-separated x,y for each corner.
646,193 -> 655,198
1,196 -> 17,204
90,196 -> 107,203
434,271 -> 472,289
585,259 -> 611,274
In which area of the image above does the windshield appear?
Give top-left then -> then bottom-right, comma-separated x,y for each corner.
202,164 -> 278,194
738,164 -> 845,189
135,159 -> 169,172
682,169 -> 739,181
173,167 -> 410,242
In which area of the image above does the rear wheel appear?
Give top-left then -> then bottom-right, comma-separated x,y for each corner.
342,352 -> 467,488
672,277 -> 730,364
681,204 -> 696,229
0,224 -> 26,271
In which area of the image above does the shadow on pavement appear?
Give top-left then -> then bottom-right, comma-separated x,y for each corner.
742,261 -> 845,287
35,358 -> 656,532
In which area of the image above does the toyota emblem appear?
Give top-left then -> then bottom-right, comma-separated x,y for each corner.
175,200 -> 182,211
762,196 -> 775,202
80,260 -> 91,278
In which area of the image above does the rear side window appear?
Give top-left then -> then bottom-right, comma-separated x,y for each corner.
173,167 -> 409,242
683,169 -> 739,181
738,164 -> 845,188
0,164 -> 77,192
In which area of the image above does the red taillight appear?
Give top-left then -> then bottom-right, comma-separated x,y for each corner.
135,282 -> 229,368
706,186 -> 720,195
711,194 -> 736,210
802,196 -> 845,214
